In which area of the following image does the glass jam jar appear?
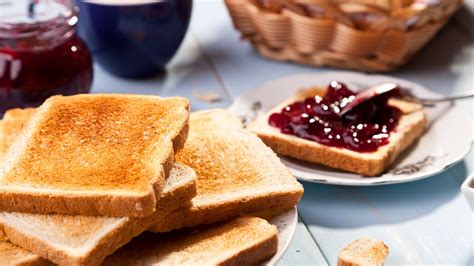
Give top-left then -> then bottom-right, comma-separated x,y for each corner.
0,0 -> 93,115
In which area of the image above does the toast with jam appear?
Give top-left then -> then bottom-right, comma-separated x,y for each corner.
247,82 -> 427,176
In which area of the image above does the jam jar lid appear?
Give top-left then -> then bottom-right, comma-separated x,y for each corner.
0,0 -> 78,51
79,0 -> 170,5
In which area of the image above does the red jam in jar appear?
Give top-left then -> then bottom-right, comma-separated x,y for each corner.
0,0 -> 93,115
268,81 -> 402,153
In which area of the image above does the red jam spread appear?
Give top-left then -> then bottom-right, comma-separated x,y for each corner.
0,0 -> 93,115
268,81 -> 402,153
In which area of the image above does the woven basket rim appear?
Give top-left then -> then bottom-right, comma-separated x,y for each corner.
243,0 -> 462,32
224,0 -> 463,72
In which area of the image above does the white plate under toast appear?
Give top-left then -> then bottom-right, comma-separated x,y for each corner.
229,72 -> 473,186
265,207 -> 298,265
461,173 -> 474,211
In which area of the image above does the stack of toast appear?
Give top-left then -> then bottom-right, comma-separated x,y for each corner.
0,95 -> 303,265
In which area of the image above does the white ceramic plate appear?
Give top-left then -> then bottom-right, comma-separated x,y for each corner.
265,207 -> 298,265
229,71 -> 473,186
461,173 -> 474,211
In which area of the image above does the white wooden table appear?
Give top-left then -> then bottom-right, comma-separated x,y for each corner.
91,1 -> 474,264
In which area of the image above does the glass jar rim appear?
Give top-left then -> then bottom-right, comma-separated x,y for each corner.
0,0 -> 78,40
80,0 -> 168,6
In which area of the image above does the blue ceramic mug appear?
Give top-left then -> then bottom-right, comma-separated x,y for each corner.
76,0 -> 192,78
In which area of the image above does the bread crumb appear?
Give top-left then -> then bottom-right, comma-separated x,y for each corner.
193,90 -> 222,103
338,237 -> 389,266
135,203 -> 143,211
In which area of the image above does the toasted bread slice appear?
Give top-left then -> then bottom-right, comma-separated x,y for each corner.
0,108 -> 36,162
0,94 -> 190,217
247,88 -> 427,176
338,237 -> 389,266
0,232 -> 51,266
0,163 -> 196,266
104,217 -> 278,265
149,109 -> 303,232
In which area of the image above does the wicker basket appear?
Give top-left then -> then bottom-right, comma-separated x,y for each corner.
224,0 -> 462,71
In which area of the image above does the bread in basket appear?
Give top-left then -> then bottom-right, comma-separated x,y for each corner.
224,0 -> 462,71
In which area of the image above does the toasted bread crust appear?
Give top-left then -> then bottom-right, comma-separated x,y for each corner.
338,237 -> 389,266
0,96 -> 190,217
105,217 -> 278,265
217,230 -> 278,266
0,108 -> 36,162
0,164 -> 197,266
248,88 -> 427,176
0,188 -> 158,218
151,189 -> 302,232
150,109 -> 303,232
254,113 -> 426,176
0,239 -> 51,266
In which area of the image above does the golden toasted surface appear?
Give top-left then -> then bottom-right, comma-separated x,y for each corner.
338,237 -> 389,266
0,163 -> 197,266
176,110 -> 281,196
0,108 -> 35,160
0,238 -> 49,266
150,109 -> 303,232
0,94 -> 189,192
104,217 -> 278,265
